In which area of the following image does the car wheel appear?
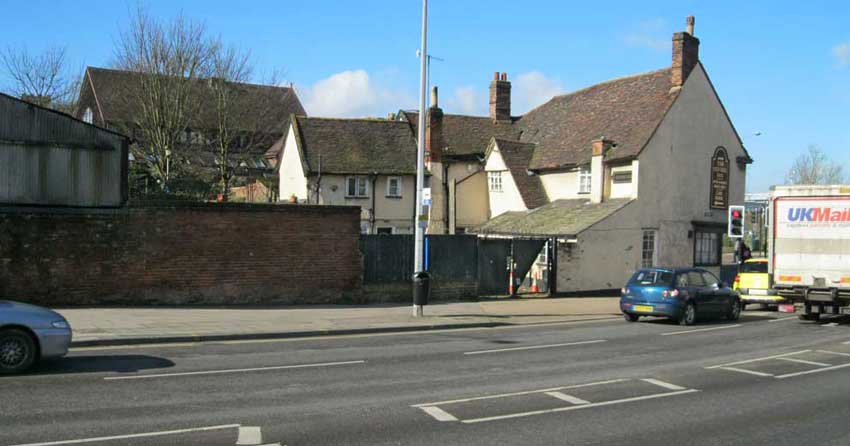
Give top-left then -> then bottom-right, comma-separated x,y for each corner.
740,302 -> 747,311
0,329 -> 37,374
624,313 -> 639,322
679,302 -> 697,326
727,299 -> 741,321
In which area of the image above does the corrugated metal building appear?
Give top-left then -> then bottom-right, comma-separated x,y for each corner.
0,93 -> 128,207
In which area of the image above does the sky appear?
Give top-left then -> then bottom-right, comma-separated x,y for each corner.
1,0 -> 848,193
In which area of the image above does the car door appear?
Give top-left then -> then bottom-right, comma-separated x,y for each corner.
702,270 -> 731,313
686,270 -> 714,313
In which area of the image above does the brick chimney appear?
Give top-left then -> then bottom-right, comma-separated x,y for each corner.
671,16 -> 700,88
425,86 -> 444,163
590,137 -> 613,204
489,72 -> 511,121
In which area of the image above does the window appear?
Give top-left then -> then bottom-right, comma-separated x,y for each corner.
740,261 -> 768,274
346,177 -> 369,197
537,241 -> 549,264
694,231 -> 721,266
641,230 -> 657,268
578,166 -> 592,193
82,107 -> 93,124
612,171 -> 632,184
488,171 -> 503,192
386,177 -> 402,197
701,271 -> 721,287
687,271 -> 707,287
376,227 -> 393,235
629,270 -> 674,286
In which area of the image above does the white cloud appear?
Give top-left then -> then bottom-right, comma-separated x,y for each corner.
300,69 -> 414,118
512,71 -> 564,114
444,86 -> 486,115
833,43 -> 850,68
624,17 -> 669,52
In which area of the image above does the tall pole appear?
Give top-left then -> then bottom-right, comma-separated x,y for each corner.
413,0 -> 428,317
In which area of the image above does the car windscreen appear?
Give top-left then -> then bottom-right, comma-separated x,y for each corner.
628,270 -> 674,286
740,262 -> 768,274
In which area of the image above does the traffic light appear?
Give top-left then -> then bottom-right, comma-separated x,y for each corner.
728,205 -> 745,238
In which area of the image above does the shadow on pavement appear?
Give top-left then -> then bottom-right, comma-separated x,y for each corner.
27,355 -> 175,376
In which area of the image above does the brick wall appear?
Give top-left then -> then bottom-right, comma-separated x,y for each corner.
0,203 -> 362,306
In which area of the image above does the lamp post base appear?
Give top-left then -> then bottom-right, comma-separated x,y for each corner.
413,305 -> 424,317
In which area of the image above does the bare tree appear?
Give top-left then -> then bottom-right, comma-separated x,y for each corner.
113,7 -> 214,190
785,145 -> 845,185
0,45 -> 78,111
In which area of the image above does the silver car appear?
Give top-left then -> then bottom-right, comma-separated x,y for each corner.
0,301 -> 72,374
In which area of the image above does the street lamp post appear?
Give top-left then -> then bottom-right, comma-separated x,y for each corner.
413,0 -> 428,317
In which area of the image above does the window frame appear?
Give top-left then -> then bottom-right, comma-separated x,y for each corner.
346,176 -> 369,198
612,171 -> 633,184
376,227 -> 393,235
693,230 -> 722,267
488,171 -> 504,193
386,176 -> 402,198
641,230 -> 657,268
578,166 -> 592,194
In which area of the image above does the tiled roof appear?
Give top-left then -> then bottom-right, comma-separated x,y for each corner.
473,198 -> 633,237
401,111 -> 520,156
519,68 -> 677,170
292,116 -> 417,175
83,67 -> 305,133
490,138 -> 548,209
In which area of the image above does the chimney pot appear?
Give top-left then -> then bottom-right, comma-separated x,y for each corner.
430,86 -> 439,108
501,72 -> 507,81
493,71 -> 500,81
686,15 -> 695,35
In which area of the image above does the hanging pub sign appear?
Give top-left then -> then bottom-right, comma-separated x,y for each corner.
710,147 -> 729,209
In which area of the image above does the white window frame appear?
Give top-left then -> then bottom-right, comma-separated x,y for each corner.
82,107 -> 93,124
346,176 -> 369,198
694,231 -> 721,266
641,230 -> 657,268
488,171 -> 503,193
386,176 -> 402,197
578,166 -> 592,194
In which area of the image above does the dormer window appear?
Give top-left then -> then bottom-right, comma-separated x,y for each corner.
488,171 -> 503,192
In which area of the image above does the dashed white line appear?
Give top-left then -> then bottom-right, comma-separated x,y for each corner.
641,378 -> 687,391
705,350 -> 811,369
776,357 -> 832,367
461,389 -> 699,424
544,391 -> 591,405
418,406 -> 459,422
463,339 -> 606,355
103,360 -> 366,380
817,350 -> 850,357
411,379 -> 627,407
776,362 -> 850,379
715,366 -> 775,377
8,424 -> 241,446
661,324 -> 741,336
768,316 -> 799,323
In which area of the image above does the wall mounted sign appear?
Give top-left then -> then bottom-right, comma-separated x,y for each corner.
710,147 -> 729,209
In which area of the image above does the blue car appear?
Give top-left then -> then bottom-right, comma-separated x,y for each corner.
620,268 -> 741,325
0,301 -> 72,374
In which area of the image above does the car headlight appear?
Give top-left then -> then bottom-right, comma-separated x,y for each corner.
51,320 -> 70,329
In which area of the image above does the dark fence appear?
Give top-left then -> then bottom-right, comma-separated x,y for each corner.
360,234 -> 415,283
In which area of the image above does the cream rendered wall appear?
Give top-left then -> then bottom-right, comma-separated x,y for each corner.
278,126 -> 308,202
449,161 -> 489,229
485,144 -> 527,217
608,164 -> 634,199
311,174 -> 414,233
539,169 -> 585,201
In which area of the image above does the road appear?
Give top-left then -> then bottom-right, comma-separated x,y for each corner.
3,310 -> 850,445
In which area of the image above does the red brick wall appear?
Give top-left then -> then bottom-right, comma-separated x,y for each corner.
0,203 -> 363,306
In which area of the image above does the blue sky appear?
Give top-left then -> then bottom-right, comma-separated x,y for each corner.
2,0 -> 848,192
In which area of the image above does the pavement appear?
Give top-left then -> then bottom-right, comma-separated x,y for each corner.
6,310 -> 850,445
56,297 -> 622,346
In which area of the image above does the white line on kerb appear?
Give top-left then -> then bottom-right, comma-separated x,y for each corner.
412,379 -> 627,407
419,406 -> 459,422
463,339 -> 606,355
661,324 -> 742,336
461,389 -> 699,424
103,360 -> 366,381
545,391 -> 591,405
8,424 -> 241,446
769,316 -> 799,323
705,350 -> 811,369
776,357 -> 832,367
641,378 -> 687,391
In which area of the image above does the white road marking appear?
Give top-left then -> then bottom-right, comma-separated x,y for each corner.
8,424 -> 240,446
461,389 -> 699,424
463,339 -> 606,355
641,378 -> 687,391
768,316 -> 798,323
817,350 -> 850,358
776,362 -> 850,379
776,357 -> 832,367
544,391 -> 591,405
103,360 -> 366,380
236,426 -> 263,445
419,406 -> 459,422
660,324 -> 741,336
411,379 -> 627,407
715,367 -> 775,377
705,350 -> 811,369
841,340 -> 850,345
822,322 -> 839,327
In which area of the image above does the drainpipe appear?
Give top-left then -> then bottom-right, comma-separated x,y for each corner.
315,154 -> 322,204
443,162 -> 450,234
370,172 -> 378,234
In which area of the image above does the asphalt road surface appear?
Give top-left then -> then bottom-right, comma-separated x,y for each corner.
4,310 -> 850,445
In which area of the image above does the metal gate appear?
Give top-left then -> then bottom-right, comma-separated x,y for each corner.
477,238 -> 548,296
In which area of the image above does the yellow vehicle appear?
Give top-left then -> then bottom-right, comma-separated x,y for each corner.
733,258 -> 785,309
